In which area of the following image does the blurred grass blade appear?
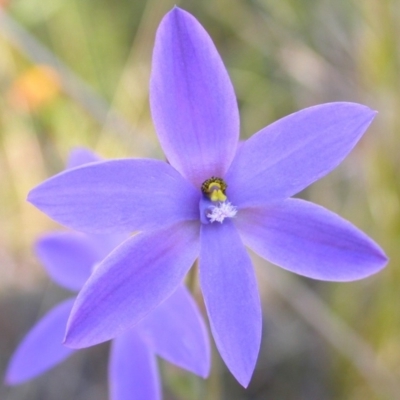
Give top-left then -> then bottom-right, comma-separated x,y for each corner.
0,9 -> 142,145
262,265 -> 400,399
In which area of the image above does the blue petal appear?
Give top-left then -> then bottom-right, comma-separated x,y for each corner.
67,147 -> 102,169
35,232 -> 101,291
64,221 -> 200,348
137,285 -> 210,378
199,220 -> 261,387
150,7 -> 239,188
236,199 -> 388,281
226,103 -> 376,207
28,159 -> 200,234
109,331 -> 161,400
5,298 -> 76,385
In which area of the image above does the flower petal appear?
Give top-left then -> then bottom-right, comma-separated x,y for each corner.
5,298 -> 76,385
150,7 -> 239,187
67,147 -> 101,169
137,285 -> 210,378
226,103 -> 376,207
236,199 -> 388,281
199,221 -> 261,387
35,232 -> 101,291
28,159 -> 200,234
65,221 -> 200,348
109,331 -> 160,400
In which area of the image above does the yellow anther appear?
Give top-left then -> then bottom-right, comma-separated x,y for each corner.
201,177 -> 228,202
208,182 -> 222,191
210,190 -> 227,202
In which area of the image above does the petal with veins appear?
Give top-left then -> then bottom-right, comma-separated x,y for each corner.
226,103 -> 376,207
236,199 -> 387,281
138,285 -> 210,378
151,8 -> 239,187
199,221 -> 261,387
65,221 -> 200,348
5,298 -> 75,385
109,330 -> 160,400
28,159 -> 200,234
35,232 -> 100,291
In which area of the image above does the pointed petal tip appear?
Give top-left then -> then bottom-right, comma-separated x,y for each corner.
235,369 -> 253,388
27,185 -> 44,209
365,106 -> 378,121
345,102 -> 378,125
344,236 -> 389,282
170,5 -> 185,14
363,247 -> 389,279
317,101 -> 378,128
63,321 -> 88,349
199,368 -> 210,380
63,314 -> 87,349
62,332 -> 84,349
4,369 -> 31,386
195,351 -> 211,379
187,360 -> 210,379
4,373 -> 17,386
165,5 -> 188,22
26,187 -> 35,204
313,240 -> 388,282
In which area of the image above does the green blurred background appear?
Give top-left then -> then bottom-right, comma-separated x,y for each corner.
0,0 -> 399,399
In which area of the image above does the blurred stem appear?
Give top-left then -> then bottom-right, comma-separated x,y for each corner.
208,344 -> 223,400
187,260 -> 198,294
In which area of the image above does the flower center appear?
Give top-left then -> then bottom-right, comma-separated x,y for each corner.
201,177 -> 227,202
200,177 -> 237,224
207,201 -> 237,223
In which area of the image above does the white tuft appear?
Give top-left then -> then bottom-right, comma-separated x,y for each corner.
207,202 -> 237,223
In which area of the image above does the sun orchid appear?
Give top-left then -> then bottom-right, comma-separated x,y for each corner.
7,149 -> 210,400
28,8 -> 387,387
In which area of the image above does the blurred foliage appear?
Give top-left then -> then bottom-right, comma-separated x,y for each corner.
1,0 -> 400,399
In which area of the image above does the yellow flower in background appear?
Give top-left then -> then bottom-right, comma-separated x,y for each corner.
8,65 -> 60,111
0,0 -> 9,9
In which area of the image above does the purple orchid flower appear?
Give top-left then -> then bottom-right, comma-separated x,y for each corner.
7,148 -> 210,399
28,8 -> 387,387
